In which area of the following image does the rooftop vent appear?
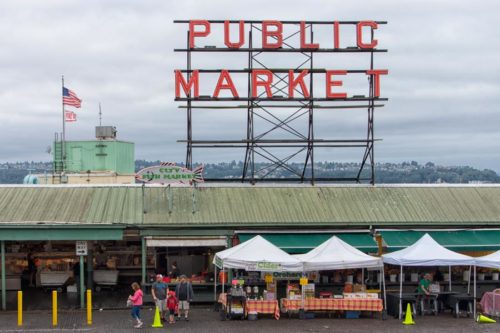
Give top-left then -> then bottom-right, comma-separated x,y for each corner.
95,126 -> 117,140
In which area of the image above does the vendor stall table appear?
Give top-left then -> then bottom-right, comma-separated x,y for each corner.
442,293 -> 474,318
384,293 -> 417,319
219,293 -> 280,320
480,291 -> 500,317
246,299 -> 280,320
281,298 -> 383,313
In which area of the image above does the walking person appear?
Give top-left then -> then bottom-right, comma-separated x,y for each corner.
169,262 -> 180,279
167,291 -> 178,324
152,274 -> 168,321
175,275 -> 194,321
27,253 -> 36,287
128,282 -> 143,328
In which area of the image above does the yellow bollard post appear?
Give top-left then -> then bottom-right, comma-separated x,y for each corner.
52,290 -> 57,327
17,290 -> 22,326
86,289 -> 92,325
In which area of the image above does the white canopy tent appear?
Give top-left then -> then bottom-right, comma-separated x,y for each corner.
382,233 -> 476,319
213,235 -> 303,271
296,236 -> 387,314
212,235 -> 303,300
475,250 -> 500,269
296,235 -> 383,270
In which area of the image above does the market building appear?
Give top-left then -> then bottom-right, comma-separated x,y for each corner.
33,126 -> 135,185
1,184 -> 500,311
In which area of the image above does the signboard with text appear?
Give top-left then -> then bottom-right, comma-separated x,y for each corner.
173,19 -> 388,183
76,241 -> 87,256
135,162 -> 204,185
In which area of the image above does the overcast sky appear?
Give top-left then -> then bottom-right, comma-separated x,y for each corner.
1,0 -> 499,171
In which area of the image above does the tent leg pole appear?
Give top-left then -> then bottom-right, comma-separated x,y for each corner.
448,266 -> 451,291
382,267 -> 387,320
467,265 -> 471,294
473,265 -> 476,319
222,265 -> 224,294
399,265 -> 403,320
214,267 -> 217,303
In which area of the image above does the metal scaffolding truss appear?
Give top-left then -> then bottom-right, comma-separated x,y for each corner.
174,20 -> 388,184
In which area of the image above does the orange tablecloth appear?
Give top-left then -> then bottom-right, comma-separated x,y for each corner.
281,298 -> 383,312
218,293 -> 280,320
246,299 -> 280,320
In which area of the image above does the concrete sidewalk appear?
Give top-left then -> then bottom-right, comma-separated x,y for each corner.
0,306 -> 496,333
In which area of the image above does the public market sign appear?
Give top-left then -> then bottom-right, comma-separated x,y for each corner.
174,20 -> 388,100
135,162 -> 204,185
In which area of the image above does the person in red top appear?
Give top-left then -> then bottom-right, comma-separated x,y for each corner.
166,291 -> 178,324
128,282 -> 143,328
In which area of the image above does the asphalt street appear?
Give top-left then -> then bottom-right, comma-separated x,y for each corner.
0,306 -> 499,333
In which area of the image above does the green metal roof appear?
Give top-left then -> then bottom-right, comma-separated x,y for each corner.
380,230 -> 500,252
238,233 -> 378,253
0,185 -> 500,227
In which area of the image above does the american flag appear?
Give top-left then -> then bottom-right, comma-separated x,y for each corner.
63,87 -> 82,108
65,110 -> 77,122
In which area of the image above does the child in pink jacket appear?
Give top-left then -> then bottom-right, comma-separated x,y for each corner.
128,282 -> 143,328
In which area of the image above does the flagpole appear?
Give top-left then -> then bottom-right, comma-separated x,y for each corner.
61,75 -> 65,173
99,102 -> 102,126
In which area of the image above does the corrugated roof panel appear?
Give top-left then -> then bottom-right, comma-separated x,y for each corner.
0,186 -> 500,227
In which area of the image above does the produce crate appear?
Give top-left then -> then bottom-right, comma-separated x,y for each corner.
40,272 -> 71,287
93,270 -> 119,285
345,311 -> 360,319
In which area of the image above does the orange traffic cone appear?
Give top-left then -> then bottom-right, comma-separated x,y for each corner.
402,303 -> 415,325
477,314 -> 496,323
152,306 -> 163,328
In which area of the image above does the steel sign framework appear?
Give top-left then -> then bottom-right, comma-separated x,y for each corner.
174,20 -> 388,184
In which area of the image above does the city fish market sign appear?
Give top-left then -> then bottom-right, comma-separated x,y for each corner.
135,162 -> 204,185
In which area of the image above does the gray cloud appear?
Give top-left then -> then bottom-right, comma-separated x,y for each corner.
0,0 -> 498,172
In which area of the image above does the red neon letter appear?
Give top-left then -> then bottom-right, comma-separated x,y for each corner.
356,21 -> 378,49
252,70 -> 273,98
300,22 -> 319,49
326,70 -> 347,99
333,21 -> 340,49
262,21 -> 283,49
189,20 -> 211,48
175,70 -> 199,98
366,69 -> 388,97
224,20 -> 245,48
288,70 -> 310,98
213,70 -> 239,98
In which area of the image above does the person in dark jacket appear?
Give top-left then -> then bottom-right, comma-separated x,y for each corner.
175,275 -> 194,321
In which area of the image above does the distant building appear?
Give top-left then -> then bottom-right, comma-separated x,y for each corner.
35,126 -> 135,184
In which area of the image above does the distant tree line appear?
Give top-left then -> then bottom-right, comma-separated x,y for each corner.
0,160 -> 498,184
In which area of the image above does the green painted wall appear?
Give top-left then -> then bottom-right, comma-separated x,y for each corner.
54,140 -> 134,173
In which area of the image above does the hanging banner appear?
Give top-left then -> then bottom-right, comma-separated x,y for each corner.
135,162 -> 204,185
246,262 -> 283,272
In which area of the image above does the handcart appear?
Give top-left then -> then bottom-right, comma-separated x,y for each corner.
93,270 -> 119,291
40,271 -> 72,292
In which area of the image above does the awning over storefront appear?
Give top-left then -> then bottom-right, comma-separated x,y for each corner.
237,233 -> 378,253
0,226 -> 124,241
379,229 -> 500,252
146,237 -> 228,247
